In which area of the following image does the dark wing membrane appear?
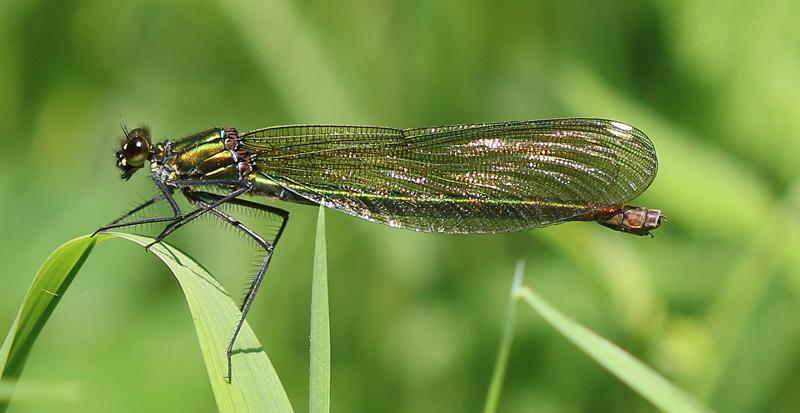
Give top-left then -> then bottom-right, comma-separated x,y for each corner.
241,118 -> 657,234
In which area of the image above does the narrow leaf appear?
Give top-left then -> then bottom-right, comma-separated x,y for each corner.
483,260 -> 524,413
518,286 -> 715,413
1,233 -> 294,413
309,207 -> 331,413
111,233 -> 294,413
1,235 -> 106,411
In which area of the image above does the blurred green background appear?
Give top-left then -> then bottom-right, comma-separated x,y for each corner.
1,0 -> 799,411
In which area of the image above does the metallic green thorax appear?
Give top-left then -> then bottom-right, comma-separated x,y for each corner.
153,127 -> 302,204
158,128 -> 249,182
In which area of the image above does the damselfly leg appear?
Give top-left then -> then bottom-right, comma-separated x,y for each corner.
185,191 -> 289,380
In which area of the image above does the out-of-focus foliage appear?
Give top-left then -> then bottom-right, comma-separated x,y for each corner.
0,0 -> 798,411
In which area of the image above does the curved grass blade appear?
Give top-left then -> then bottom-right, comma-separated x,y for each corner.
309,207 -> 330,413
1,233 -> 293,413
517,285 -> 715,413
110,233 -> 293,413
0,235 -> 107,411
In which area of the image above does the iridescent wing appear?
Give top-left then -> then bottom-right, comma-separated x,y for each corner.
241,118 -> 657,234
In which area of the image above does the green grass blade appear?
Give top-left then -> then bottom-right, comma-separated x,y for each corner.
518,286 -> 715,413
0,234 -> 107,411
1,233 -> 294,412
110,233 -> 293,413
309,207 -> 331,413
483,260 -> 524,413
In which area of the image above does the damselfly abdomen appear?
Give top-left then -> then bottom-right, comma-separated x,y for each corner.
98,118 -> 665,378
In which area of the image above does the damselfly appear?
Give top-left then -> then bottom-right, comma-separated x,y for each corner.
97,118 -> 665,378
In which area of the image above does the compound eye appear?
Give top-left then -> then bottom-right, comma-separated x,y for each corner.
124,129 -> 151,167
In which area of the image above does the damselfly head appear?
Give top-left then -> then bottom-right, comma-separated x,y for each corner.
117,127 -> 153,180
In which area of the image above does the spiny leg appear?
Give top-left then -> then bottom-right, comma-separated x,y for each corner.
108,194 -> 166,225
98,176 -> 252,239
185,191 -> 289,380
95,167 -> 190,235
191,192 -> 290,311
145,180 -> 253,248
94,193 -> 169,236
95,193 -> 184,235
